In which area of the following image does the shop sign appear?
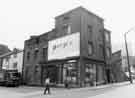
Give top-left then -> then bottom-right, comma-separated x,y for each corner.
48,32 -> 80,60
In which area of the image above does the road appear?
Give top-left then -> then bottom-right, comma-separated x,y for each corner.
0,82 -> 134,98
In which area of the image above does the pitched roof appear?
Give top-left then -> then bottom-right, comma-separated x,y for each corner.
0,49 -> 23,58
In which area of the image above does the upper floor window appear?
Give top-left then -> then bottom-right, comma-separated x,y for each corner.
34,49 -> 39,59
88,25 -> 93,37
36,38 -> 39,44
27,52 -> 30,61
35,65 -> 39,73
105,32 -> 110,42
98,29 -> 103,41
6,57 -> 9,62
13,62 -> 17,69
63,16 -> 70,20
5,56 -> 10,62
106,48 -> 111,58
43,47 -> 47,60
13,53 -> 17,58
63,24 -> 71,34
99,45 -> 104,58
88,41 -> 94,56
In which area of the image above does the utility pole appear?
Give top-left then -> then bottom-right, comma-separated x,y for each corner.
124,32 -> 133,84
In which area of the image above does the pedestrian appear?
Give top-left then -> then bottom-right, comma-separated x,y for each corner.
65,76 -> 70,89
44,76 -> 51,95
65,79 -> 68,88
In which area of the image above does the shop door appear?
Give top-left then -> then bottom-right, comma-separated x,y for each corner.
106,69 -> 111,83
57,64 -> 65,84
42,66 -> 58,84
96,65 -> 104,85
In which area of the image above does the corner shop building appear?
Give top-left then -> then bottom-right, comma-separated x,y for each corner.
23,7 -> 112,87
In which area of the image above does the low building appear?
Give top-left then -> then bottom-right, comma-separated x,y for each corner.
111,50 -> 128,82
0,48 -> 23,74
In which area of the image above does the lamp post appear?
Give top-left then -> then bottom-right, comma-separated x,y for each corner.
124,28 -> 134,84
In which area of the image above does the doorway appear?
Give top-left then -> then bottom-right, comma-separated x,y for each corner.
106,69 -> 111,83
42,65 -> 58,84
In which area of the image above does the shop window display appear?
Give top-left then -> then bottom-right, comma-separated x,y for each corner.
85,64 -> 96,86
64,63 -> 77,84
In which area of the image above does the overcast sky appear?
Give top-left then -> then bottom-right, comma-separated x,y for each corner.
0,0 -> 135,55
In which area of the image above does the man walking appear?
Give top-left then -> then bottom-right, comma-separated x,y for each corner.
44,76 -> 51,94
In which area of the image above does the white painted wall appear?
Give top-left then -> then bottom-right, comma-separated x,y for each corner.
2,51 -> 23,73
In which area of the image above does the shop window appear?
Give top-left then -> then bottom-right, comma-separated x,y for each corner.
85,64 -> 96,86
88,41 -> 94,55
64,63 -> 77,84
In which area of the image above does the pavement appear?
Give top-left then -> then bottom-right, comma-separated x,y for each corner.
22,81 -> 130,98
0,81 -> 132,98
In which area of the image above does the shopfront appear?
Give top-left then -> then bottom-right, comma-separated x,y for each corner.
83,59 -> 106,87
41,59 -> 78,87
85,63 -> 96,86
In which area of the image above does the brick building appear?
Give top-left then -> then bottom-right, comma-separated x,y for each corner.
111,50 -> 128,82
23,7 -> 112,87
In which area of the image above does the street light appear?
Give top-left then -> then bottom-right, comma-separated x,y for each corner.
124,28 -> 134,84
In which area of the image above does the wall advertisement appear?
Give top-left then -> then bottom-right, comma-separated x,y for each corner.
48,32 -> 80,60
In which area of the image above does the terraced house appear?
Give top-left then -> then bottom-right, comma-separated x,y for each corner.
23,7 -> 112,87
0,48 -> 23,74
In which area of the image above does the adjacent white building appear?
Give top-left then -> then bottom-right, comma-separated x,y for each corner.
1,48 -> 23,73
